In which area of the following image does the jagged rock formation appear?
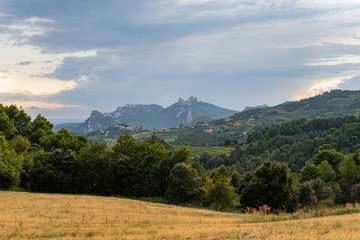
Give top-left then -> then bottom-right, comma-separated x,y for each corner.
75,104 -> 163,132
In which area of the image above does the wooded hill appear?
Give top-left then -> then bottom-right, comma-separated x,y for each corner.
199,115 -> 360,174
173,89 -> 360,146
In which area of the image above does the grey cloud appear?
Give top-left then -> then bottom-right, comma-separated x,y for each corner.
1,0 -> 360,115
17,61 -> 34,66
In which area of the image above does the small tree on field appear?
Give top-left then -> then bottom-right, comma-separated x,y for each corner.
239,160 -> 296,212
165,163 -> 203,203
299,181 -> 317,208
205,174 -> 237,211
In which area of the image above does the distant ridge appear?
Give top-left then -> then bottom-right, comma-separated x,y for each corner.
60,97 -> 238,133
172,89 -> 360,145
241,104 -> 269,112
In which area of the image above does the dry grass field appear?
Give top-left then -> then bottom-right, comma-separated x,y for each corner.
1,191 -> 360,239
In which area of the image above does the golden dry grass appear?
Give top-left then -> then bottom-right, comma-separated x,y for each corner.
1,191 -> 360,239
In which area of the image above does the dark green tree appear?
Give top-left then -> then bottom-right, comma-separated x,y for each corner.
239,160 -> 296,212
165,163 -> 203,203
74,142 -> 109,194
30,148 -> 76,193
298,181 -> 317,208
230,170 -> 241,191
210,164 -> 230,179
351,184 -> 360,202
338,156 -> 360,198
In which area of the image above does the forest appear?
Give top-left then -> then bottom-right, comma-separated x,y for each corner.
2,104 -> 360,212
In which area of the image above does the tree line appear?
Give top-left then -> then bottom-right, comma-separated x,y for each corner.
198,116 -> 360,173
2,104 -> 360,212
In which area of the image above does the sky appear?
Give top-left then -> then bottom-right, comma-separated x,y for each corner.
1,0 -> 360,122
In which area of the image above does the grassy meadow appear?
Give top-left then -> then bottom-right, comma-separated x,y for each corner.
171,145 -> 234,159
1,191 -> 360,239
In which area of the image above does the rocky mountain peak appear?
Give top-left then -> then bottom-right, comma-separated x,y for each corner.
90,110 -> 103,117
178,96 -> 198,106
73,97 -> 237,132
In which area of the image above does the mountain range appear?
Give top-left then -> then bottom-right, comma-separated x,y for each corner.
57,89 -> 360,146
54,97 -> 238,133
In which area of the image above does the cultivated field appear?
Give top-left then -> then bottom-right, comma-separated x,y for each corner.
1,191 -> 360,239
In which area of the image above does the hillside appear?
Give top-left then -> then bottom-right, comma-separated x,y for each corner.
2,191 -> 360,240
204,115 -> 360,173
76,104 -> 164,132
87,89 -> 360,146
173,89 -> 360,145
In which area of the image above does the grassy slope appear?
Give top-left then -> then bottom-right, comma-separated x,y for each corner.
2,191 -> 360,239
171,145 -> 235,159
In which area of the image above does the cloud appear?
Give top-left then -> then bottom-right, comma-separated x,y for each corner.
0,17 -> 97,96
1,0 -> 360,117
292,75 -> 356,101
17,61 -> 34,66
303,55 -> 360,66
0,100 -> 90,119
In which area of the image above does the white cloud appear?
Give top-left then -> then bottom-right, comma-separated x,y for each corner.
304,55 -> 360,66
0,16 -> 97,96
0,101 -> 90,119
292,74 -> 358,101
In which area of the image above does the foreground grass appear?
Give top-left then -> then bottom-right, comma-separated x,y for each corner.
1,191 -> 360,239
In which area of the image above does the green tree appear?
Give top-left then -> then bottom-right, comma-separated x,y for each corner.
190,161 -> 208,184
351,184 -> 360,202
9,135 -> 30,154
165,163 -> 203,203
205,174 -> 237,211
74,142 -> 109,195
317,160 -> 336,182
314,145 -> 345,173
0,109 -> 17,139
30,114 -> 54,145
108,152 -> 135,196
111,133 -> 172,197
298,181 -> 317,208
239,161 -> 296,212
338,156 -> 360,197
210,164 -> 230,179
0,134 -> 23,189
230,170 -> 241,191
158,147 -> 189,193
3,105 -> 31,137
30,148 -> 76,193
299,161 -> 320,182
308,178 -> 336,203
